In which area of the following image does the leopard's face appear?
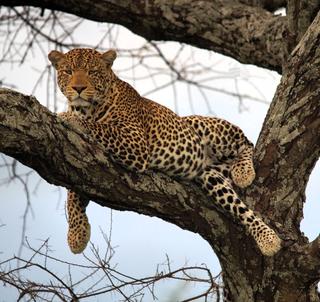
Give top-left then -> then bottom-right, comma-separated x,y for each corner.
48,48 -> 116,112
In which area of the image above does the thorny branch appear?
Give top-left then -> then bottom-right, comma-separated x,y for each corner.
0,238 -> 222,301
0,156 -> 35,258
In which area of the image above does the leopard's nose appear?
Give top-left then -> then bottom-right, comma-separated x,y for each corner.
72,86 -> 87,94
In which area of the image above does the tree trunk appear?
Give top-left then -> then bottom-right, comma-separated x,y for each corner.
221,10 -> 320,301
1,1 -> 320,301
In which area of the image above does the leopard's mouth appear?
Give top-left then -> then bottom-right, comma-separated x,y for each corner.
69,97 -> 91,107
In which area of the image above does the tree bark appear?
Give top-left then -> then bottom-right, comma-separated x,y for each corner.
4,0 -> 288,73
286,0 -> 320,55
1,1 -> 320,301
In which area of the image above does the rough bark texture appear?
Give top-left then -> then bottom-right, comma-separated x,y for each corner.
286,0 -> 320,55
1,1 -> 320,301
4,0 -> 288,73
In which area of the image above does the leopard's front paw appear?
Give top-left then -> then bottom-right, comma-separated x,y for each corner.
57,112 -> 89,134
68,220 -> 91,254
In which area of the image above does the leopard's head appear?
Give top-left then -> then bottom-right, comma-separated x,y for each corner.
48,48 -> 117,111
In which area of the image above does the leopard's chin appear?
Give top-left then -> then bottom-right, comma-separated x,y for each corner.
69,97 -> 91,107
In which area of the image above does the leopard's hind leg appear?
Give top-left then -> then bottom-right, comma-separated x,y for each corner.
196,166 -> 281,256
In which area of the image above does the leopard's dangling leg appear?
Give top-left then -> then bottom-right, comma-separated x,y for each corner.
66,191 -> 91,254
196,166 -> 281,256
58,114 -> 149,254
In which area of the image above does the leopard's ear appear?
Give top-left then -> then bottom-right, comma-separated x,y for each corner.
101,49 -> 117,67
48,50 -> 65,69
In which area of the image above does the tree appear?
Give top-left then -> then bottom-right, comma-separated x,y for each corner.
0,1 -> 320,301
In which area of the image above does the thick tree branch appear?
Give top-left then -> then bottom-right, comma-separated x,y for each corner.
0,87 -> 245,257
4,0 -> 288,73
0,87 -> 291,300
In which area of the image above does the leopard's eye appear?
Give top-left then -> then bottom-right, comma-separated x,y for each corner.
88,69 -> 99,76
61,69 -> 72,75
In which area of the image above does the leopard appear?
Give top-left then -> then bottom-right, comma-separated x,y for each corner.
48,48 -> 281,257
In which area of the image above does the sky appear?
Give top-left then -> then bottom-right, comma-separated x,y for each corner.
0,12 -> 320,302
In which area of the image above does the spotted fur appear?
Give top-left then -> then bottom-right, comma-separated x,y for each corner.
48,48 -> 281,256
